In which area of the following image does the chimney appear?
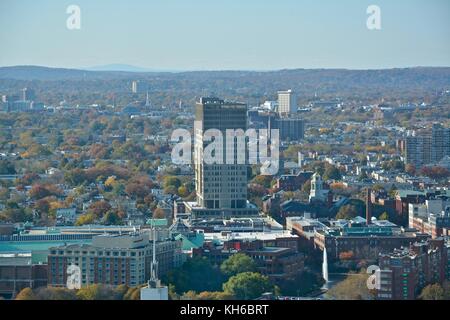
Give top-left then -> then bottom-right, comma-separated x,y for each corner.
366,188 -> 372,225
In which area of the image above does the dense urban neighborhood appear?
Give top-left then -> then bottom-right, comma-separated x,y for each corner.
0,66 -> 449,301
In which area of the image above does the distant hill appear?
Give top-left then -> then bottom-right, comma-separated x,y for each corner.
0,65 -> 449,106
1,65 -> 449,83
85,64 -> 162,73
0,65 -> 137,80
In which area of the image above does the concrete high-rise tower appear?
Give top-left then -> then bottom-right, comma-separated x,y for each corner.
185,97 -> 258,219
277,89 -> 297,117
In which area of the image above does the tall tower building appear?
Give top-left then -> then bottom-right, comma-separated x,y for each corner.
277,90 -> 297,117
131,80 -> 147,94
186,97 -> 258,219
21,88 -> 35,101
405,135 -> 432,169
431,124 -> 450,163
405,125 -> 450,168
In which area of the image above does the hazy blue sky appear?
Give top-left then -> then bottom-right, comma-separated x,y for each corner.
0,0 -> 449,70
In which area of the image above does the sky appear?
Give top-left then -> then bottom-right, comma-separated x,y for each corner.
0,0 -> 449,70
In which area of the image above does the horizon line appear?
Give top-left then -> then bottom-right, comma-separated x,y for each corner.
1,64 -> 450,74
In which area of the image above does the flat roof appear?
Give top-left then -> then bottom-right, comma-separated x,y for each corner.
203,230 -> 297,242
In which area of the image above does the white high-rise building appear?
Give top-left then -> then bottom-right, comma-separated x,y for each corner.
277,90 -> 297,116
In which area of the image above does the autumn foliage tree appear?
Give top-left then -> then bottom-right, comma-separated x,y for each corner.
29,184 -> 63,200
420,166 -> 450,180
87,201 -> 112,218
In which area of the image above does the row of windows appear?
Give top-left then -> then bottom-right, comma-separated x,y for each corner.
51,250 -> 142,257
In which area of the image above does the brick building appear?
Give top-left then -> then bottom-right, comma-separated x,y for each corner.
0,252 -> 47,299
378,238 -> 448,300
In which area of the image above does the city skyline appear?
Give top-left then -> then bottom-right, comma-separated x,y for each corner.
1,0 -> 450,70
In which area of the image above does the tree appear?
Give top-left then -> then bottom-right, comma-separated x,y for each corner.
17,173 -> 41,186
163,176 -> 181,190
0,160 -> 16,174
196,291 -> 234,300
223,272 -> 273,300
420,166 -> 450,180
419,284 -> 446,300
339,251 -> 355,260
153,208 -> 166,219
277,271 -> 324,296
164,257 -> 224,294
177,185 -> 189,197
301,179 -> 311,195
252,175 -> 273,188
180,290 -> 234,300
125,182 -> 151,199
29,184 -> 62,200
405,164 -> 416,175
33,287 -> 78,300
358,171 -> 369,181
15,287 -> 36,300
326,270 -> 375,300
379,212 -> 389,221
75,213 -> 96,226
0,208 -> 32,223
336,205 -> 359,220
102,211 -> 122,225
76,284 -> 116,300
323,165 -> 342,181
88,201 -> 112,218
220,253 -> 257,277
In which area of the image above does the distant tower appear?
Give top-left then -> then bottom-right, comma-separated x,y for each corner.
298,152 -> 304,168
277,89 -> 297,117
140,225 -> 168,300
145,91 -> 151,108
21,88 -> 35,101
131,81 -> 138,93
309,173 -> 325,202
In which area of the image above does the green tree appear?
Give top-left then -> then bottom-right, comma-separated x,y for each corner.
102,211 -> 122,225
0,160 -> 16,174
336,205 -> 359,220
163,176 -> 182,190
323,165 -> 342,181
34,287 -> 78,300
220,253 -> 257,277
75,213 -> 96,226
77,284 -> 116,300
326,270 -> 375,300
223,272 -> 273,300
164,257 -> 224,294
0,208 -> 33,223
419,284 -> 446,300
379,212 -> 389,221
15,287 -> 36,300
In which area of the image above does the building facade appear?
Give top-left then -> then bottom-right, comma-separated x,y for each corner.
378,238 -> 448,300
405,125 -> 450,168
0,253 -> 47,299
186,97 -> 258,219
277,90 -> 297,116
273,118 -> 305,141
47,233 -> 183,288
